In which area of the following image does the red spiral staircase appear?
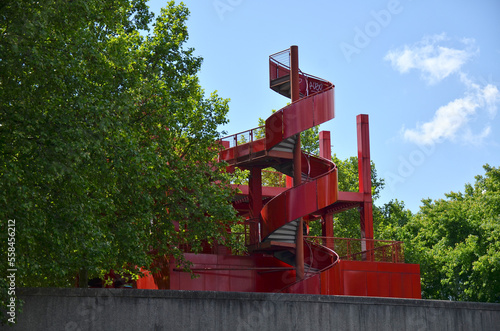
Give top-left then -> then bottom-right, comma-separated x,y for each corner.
136,46 -> 421,298
219,47 -> 340,282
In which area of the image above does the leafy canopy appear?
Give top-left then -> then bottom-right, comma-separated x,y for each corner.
0,0 -> 241,301
397,165 -> 500,302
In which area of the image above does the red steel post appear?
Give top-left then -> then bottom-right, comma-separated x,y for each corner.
291,45 -> 301,187
290,45 -> 304,281
248,167 -> 262,244
320,131 -> 334,244
357,114 -> 374,261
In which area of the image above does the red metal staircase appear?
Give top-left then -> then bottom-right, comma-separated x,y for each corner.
219,47 -> 340,282
136,46 -> 421,299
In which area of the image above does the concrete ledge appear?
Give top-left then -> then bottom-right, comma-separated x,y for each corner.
8,288 -> 500,331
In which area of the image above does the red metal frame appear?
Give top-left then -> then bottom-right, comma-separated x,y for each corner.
136,46 -> 421,299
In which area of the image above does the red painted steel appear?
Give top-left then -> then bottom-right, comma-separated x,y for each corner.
357,114 -> 374,241
134,47 -> 421,300
291,46 -> 305,281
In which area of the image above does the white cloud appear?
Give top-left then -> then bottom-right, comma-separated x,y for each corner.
384,33 -> 478,85
463,126 -> 492,146
387,34 -> 499,146
402,77 -> 500,145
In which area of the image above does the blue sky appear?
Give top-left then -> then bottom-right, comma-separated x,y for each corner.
147,0 -> 500,213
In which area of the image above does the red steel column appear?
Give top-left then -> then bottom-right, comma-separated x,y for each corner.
357,114 -> 374,261
248,167 -> 262,244
291,45 -> 301,187
320,131 -> 334,245
290,45 -> 304,281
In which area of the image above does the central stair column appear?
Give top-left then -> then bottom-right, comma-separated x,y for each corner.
291,45 -> 304,281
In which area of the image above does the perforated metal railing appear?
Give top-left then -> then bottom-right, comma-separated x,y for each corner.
220,126 -> 265,148
269,48 -> 332,97
305,236 -> 405,263
269,48 -> 291,81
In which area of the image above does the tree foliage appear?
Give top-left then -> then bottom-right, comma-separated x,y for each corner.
0,0 -> 240,302
326,155 -> 386,239
397,165 -> 500,302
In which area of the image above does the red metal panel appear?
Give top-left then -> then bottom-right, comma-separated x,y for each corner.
229,269 -> 255,292
215,271 -> 231,292
366,272 -> 379,296
295,274 -> 321,294
269,61 -> 278,80
261,192 -> 287,238
317,171 -> 338,210
219,148 -> 235,162
402,274 -> 414,298
377,262 -> 416,273
390,273 -> 403,298
343,270 -> 367,296
252,139 -> 266,153
377,272 -> 391,297
305,154 -> 330,178
307,76 -> 329,95
313,88 -> 335,125
255,254 -> 296,292
168,267 -> 179,290
186,252 -> 218,265
287,181 -> 317,221
321,262 -> 337,295
299,75 -> 308,96
265,111 -> 283,150
283,98 -> 314,139
338,191 -> 364,202
237,143 -> 250,157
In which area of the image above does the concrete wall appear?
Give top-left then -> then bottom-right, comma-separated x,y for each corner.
8,288 -> 500,331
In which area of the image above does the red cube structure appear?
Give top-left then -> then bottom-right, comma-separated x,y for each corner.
137,46 -> 421,298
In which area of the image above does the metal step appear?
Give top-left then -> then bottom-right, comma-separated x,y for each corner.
270,136 -> 296,153
264,219 -> 299,243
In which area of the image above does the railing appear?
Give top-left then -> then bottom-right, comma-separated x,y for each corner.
178,219 -> 259,256
305,236 -> 405,263
220,126 -> 265,148
269,49 -> 291,81
269,48 -> 332,97
228,218 -> 260,248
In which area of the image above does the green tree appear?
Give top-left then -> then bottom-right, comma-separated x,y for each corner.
0,0 -> 240,312
373,199 -> 412,239
398,165 -> 500,302
327,155 -> 386,239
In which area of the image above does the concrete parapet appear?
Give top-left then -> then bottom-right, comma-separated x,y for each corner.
7,288 -> 500,330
